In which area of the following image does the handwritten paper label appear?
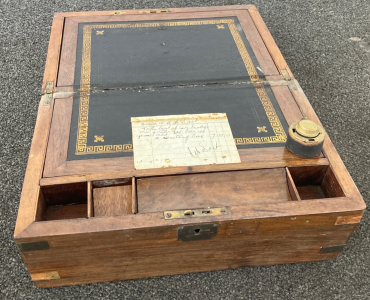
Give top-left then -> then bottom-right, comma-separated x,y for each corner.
131,113 -> 241,169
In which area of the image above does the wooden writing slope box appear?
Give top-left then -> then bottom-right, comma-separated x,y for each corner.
14,5 -> 365,287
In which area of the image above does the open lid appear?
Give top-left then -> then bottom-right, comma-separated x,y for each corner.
44,7 -> 296,177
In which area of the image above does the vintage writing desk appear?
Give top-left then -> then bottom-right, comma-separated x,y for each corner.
14,5 -> 365,287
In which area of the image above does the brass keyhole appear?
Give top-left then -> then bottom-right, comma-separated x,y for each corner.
184,210 -> 194,216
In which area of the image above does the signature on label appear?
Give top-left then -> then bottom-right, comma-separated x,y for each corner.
188,142 -> 219,156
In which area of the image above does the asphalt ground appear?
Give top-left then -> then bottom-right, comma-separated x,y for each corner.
1,0 -> 369,299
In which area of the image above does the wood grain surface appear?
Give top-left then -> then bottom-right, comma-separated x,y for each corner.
53,5 -> 255,18
19,212 -> 359,287
93,185 -> 132,216
248,6 -> 294,79
14,98 -> 55,237
57,19 -> 78,87
137,168 -> 291,213
286,167 -> 301,201
43,98 -> 73,177
47,204 -> 87,221
41,14 -> 64,93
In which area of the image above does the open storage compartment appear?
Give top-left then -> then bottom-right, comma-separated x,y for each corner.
91,178 -> 137,217
287,165 -> 345,200
38,182 -> 88,221
136,168 -> 297,214
37,178 -> 136,221
37,165 -> 344,222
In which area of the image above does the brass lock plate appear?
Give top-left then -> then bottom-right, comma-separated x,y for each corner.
164,207 -> 229,220
178,224 -> 218,242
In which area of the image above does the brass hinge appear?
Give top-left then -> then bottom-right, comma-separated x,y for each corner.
164,207 -> 229,220
43,81 -> 54,106
281,69 -> 292,81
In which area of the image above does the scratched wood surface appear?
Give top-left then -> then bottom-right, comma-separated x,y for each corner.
20,212 -> 360,287
137,168 -> 292,213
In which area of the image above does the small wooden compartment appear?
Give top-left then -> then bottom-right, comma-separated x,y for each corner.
91,178 -> 136,217
36,166 -> 344,222
37,179 -> 137,221
14,5 -> 365,288
38,182 -> 88,221
287,166 -> 345,200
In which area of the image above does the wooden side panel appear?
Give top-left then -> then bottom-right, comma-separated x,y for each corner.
93,185 -> 132,217
87,181 -> 93,218
322,166 -> 345,198
296,186 -> 326,200
137,169 -> 291,213
47,204 -> 87,221
57,19 -> 78,87
43,98 -> 73,176
288,165 -> 328,186
14,98 -> 55,237
55,5 -> 255,18
248,6 -> 294,79
43,146 -> 328,179
18,212 -> 358,287
35,191 -> 47,222
286,168 -> 300,201
271,85 -> 302,125
237,10 -> 279,75
41,182 -> 87,206
42,14 -> 64,92
15,13 -> 65,236
132,177 -> 137,214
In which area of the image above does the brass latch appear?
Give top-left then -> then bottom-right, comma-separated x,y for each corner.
43,81 -> 54,106
164,207 -> 229,220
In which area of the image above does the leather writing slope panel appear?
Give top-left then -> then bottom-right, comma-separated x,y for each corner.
68,84 -> 288,160
67,18 -> 288,160
73,18 -> 264,87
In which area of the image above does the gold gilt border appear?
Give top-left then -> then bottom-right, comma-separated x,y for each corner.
76,19 -> 286,155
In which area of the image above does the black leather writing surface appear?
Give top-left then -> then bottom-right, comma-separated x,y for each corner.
67,18 -> 288,160
73,18 -> 264,88
68,83 -> 288,160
